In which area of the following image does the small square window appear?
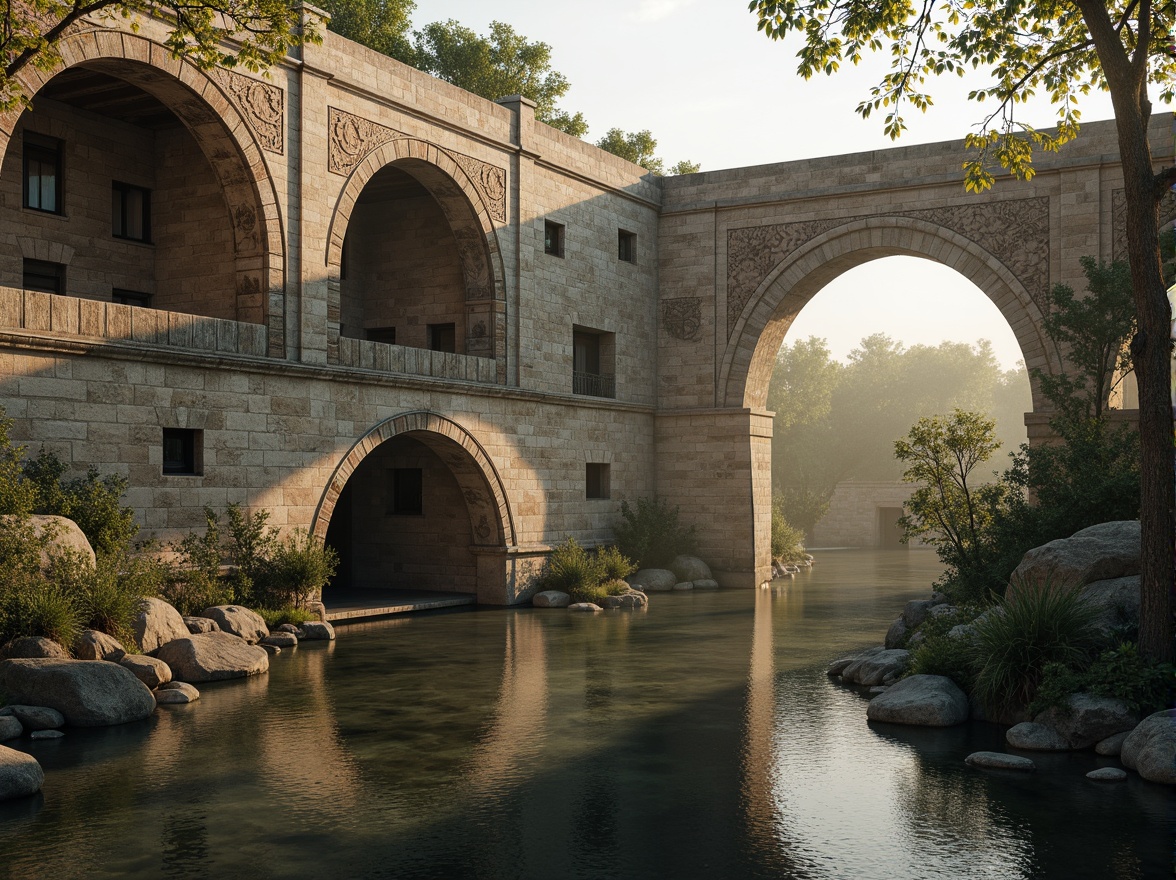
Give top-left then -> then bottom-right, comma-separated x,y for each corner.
389,468 -> 423,515
112,181 -> 151,242
24,134 -> 62,214
112,288 -> 151,308
162,428 -> 202,476
544,220 -> 564,257
23,259 -> 65,295
586,463 -> 610,500
366,326 -> 396,345
428,322 -> 456,353
618,230 -> 637,263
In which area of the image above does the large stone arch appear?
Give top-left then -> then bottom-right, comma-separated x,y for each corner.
325,138 -> 507,376
0,29 -> 285,351
719,216 -> 1057,412
311,410 -> 516,550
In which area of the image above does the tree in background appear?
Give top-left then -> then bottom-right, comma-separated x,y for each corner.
317,0 -> 415,62
749,0 -> 1174,660
595,128 -> 700,175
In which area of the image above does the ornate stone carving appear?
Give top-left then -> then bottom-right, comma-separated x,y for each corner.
328,107 -> 401,175
1113,188 -> 1176,263
453,226 -> 493,299
453,153 -> 507,223
217,70 -> 284,154
661,297 -> 703,341
726,197 -> 1051,336
232,203 -> 258,254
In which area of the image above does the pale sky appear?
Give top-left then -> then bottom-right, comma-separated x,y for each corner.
413,1 -> 1120,369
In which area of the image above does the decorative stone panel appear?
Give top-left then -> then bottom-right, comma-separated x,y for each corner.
661,297 -> 702,341
215,70 -> 284,154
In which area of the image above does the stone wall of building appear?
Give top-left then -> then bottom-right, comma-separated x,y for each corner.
808,481 -> 932,549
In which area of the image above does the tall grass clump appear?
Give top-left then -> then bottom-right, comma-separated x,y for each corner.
770,502 -> 807,563
614,497 -> 696,568
970,580 -> 1101,713
535,538 -> 635,604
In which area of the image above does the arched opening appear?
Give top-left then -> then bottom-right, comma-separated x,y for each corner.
0,55 -> 279,338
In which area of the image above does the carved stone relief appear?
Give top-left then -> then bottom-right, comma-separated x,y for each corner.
1112,188 -> 1176,263
453,153 -> 507,223
216,70 -> 284,154
726,197 -> 1051,337
329,107 -> 402,175
661,297 -> 703,341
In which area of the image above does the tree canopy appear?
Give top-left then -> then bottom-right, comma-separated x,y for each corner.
594,128 -> 700,175
317,0 -> 415,63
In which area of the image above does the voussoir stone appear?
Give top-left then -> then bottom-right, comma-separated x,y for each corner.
1034,694 -> 1137,749
1006,722 -> 1070,751
298,621 -> 335,641
74,629 -> 126,662
884,617 -> 908,649
0,705 -> 65,730
2,636 -> 67,660
0,658 -> 155,726
866,674 -> 969,726
1120,709 -> 1176,785
0,716 -> 21,741
199,606 -> 269,644
1009,520 -> 1140,594
669,555 -> 712,582
849,649 -> 911,687
155,682 -> 200,704
1095,731 -> 1131,756
119,655 -> 172,689
628,569 -> 677,592
153,632 -> 269,683
134,598 -> 190,654
0,745 -> 44,801
965,751 -> 1035,772
532,590 -> 571,608
262,632 -> 298,649
183,616 -> 219,635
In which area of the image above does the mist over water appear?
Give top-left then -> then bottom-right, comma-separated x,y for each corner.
2,550 -> 1171,879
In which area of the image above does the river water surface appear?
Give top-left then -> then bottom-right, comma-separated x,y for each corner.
1,549 -> 1171,879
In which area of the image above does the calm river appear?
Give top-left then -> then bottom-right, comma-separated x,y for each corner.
1,550 -> 1171,879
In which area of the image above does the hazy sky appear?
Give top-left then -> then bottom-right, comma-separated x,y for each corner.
412,1 -> 1119,369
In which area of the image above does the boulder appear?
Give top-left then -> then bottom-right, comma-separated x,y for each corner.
1095,731 -> 1131,756
1009,520 -> 1140,594
262,632 -> 298,649
965,751 -> 1035,772
74,629 -> 126,662
947,624 -> 976,641
119,655 -> 172,689
304,601 -> 328,623
568,603 -> 602,612
928,604 -> 957,619
1,636 -> 67,660
199,605 -> 269,644
1,514 -> 95,573
29,730 -> 62,740
866,674 -> 969,726
1086,767 -> 1127,781
902,599 -> 935,628
602,589 -> 648,609
672,581 -> 693,591
840,647 -> 884,683
1079,576 -> 1141,638
1006,722 -> 1070,751
153,632 -> 269,683
692,579 -> 720,590
183,616 -> 219,635
628,569 -> 677,592
827,657 -> 854,676
155,682 -> 200,704
261,644 -> 281,655
669,555 -> 712,582
1034,694 -> 1137,749
845,649 -> 910,686
884,617 -> 908,649
0,745 -> 44,801
1120,709 -> 1176,785
299,622 -> 336,641
0,705 -> 65,730
0,717 -> 21,741
0,659 -> 155,727
134,598 -> 190,654
532,591 -> 571,608
276,624 -> 301,634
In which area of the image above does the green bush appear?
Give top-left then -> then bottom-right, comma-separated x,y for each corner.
906,605 -> 982,691
1030,643 -> 1175,716
261,529 -> 338,609
770,502 -> 806,562
970,581 -> 1101,713
0,578 -> 83,649
23,450 -> 138,558
535,539 -> 636,603
569,578 -> 630,606
614,497 -> 696,568
595,544 -> 637,582
257,606 -> 316,628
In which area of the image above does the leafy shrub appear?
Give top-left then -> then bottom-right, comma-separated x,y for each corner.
771,503 -> 807,562
906,605 -> 982,691
161,510 -> 234,615
261,529 -> 338,609
1030,643 -> 1175,716
23,450 -> 138,558
614,497 -> 696,568
970,581 -> 1101,713
0,578 -> 83,649
595,544 -> 636,582
257,606 -> 316,628
570,578 -> 630,606
535,539 -> 636,603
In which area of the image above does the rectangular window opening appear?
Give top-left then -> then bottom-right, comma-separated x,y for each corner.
586,463 -> 610,500
112,181 -> 151,242
23,134 -> 62,214
112,289 -> 151,308
162,428 -> 202,476
366,326 -> 396,345
428,322 -> 456,353
389,468 -> 423,515
618,230 -> 637,263
23,259 -> 65,295
544,220 -> 565,257
572,326 -> 616,398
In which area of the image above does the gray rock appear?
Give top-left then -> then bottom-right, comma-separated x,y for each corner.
947,624 -> 976,641
849,649 -> 911,686
1086,767 -> 1127,781
1009,520 -> 1139,594
884,617 -> 908,648
532,590 -> 571,608
0,717 -> 21,741
0,745 -> 44,800
1,636 -> 67,660
304,601 -> 328,623
929,592 -> 949,606
134,598 -> 190,654
1034,694 -> 1137,749
155,683 -> 200,704
1095,731 -> 1131,756
827,657 -> 855,676
0,659 -> 155,727
261,644 -> 281,655
0,705 -> 65,730
262,632 -> 298,648
74,629 -> 126,662
153,632 -> 269,683
965,751 -> 1035,772
840,647 -> 885,683
694,578 -> 719,590
277,624 -> 301,634
628,569 -> 677,592
299,622 -> 336,641
1080,576 -> 1140,637
866,674 -> 969,726
1006,722 -> 1070,751
1120,709 -> 1176,784
183,616 -> 219,635
118,655 -> 172,689
200,605 -> 269,644
907,631 -> 926,649
29,729 -> 63,740
672,581 -> 693,591
602,589 -> 649,610
568,603 -> 602,612
669,555 -> 712,582
902,599 -> 935,628
868,686 -> 888,694
0,514 -> 95,573
928,604 -> 958,619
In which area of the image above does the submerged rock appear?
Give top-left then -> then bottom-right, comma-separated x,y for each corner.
568,603 -> 602,613
1006,722 -> 1070,752
29,730 -> 63,740
692,579 -> 720,590
0,745 -> 44,801
1086,767 -> 1127,781
965,752 -> 1035,772
156,682 -> 200,704
532,591 -> 571,608
0,705 -> 65,731
262,632 -> 298,649
0,659 -> 155,727
1034,694 -> 1137,749
602,589 -> 648,609
866,674 -> 969,727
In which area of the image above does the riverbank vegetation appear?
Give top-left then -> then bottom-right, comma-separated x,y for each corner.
613,497 -> 697,569
532,538 -> 635,604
